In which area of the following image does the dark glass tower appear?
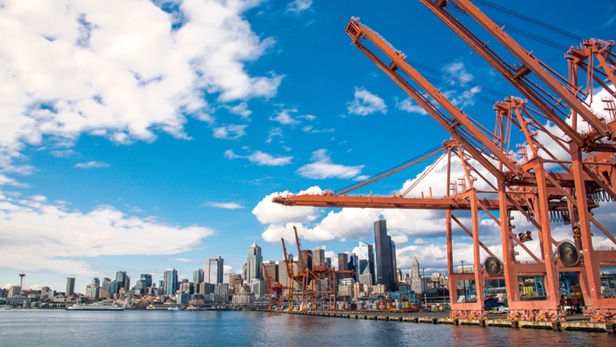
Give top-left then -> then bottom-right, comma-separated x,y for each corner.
374,220 -> 395,291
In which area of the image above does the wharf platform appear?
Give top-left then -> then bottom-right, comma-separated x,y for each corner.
273,310 -> 615,334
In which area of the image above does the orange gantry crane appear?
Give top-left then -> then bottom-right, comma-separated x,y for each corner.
274,0 -> 616,322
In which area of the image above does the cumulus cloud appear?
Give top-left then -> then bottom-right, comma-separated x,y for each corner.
270,109 -> 300,125
0,0 -> 280,167
0,194 -> 215,276
74,161 -> 109,169
224,149 -> 293,166
396,97 -> 428,115
261,223 -> 335,244
207,201 -> 243,209
347,87 -> 387,116
252,187 -> 322,224
286,0 -> 312,14
296,149 -> 364,179
213,124 -> 247,139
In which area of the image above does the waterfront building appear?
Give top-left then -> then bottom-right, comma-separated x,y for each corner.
164,268 -> 178,296
66,277 -> 76,297
8,285 -> 20,298
193,268 -> 204,284
207,256 -> 224,284
214,283 -> 230,303
246,243 -> 263,284
374,220 -> 395,291
176,293 -> 190,304
41,286 -> 51,298
249,280 -> 266,297
85,283 -> 99,298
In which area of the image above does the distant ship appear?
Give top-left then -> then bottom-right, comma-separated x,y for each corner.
66,303 -> 124,311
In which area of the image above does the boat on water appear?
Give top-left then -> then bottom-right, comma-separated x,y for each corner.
66,303 -> 124,311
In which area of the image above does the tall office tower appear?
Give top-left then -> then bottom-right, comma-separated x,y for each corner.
411,257 -> 422,294
116,271 -> 127,290
338,253 -> 349,271
278,260 -> 289,287
374,220 -> 395,291
164,268 -> 178,295
92,278 -> 100,286
263,261 -> 278,283
193,268 -> 204,284
85,283 -> 99,298
207,256 -> 224,284
66,277 -> 76,296
140,274 -> 153,288
300,250 -> 312,270
391,241 -> 397,278
325,257 -> 332,268
101,278 -> 111,292
247,243 -> 263,284
351,253 -> 360,280
312,248 -> 325,267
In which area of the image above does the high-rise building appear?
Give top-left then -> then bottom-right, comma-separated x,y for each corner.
374,220 -> 395,291
85,283 -> 99,298
391,241 -> 397,277
247,243 -> 263,284
207,257 -> 224,284
338,253 -> 349,271
263,261 -> 278,283
92,278 -> 100,287
164,268 -> 178,295
116,271 -> 127,289
312,248 -> 325,267
101,278 -> 111,292
140,274 -> 153,288
193,268 -> 204,284
277,260 -> 289,287
411,257 -> 422,294
358,241 -> 376,285
66,277 -> 76,296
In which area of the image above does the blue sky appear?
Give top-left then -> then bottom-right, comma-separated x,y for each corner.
1,0 -> 615,292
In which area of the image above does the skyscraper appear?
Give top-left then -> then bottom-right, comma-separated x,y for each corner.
374,220 -> 395,291
140,274 -> 153,288
207,256 -> 224,284
193,268 -> 204,284
411,257 -> 422,294
66,277 -> 75,296
358,241 -> 375,284
247,243 -> 263,284
116,271 -> 128,291
312,248 -> 325,267
164,268 -> 178,295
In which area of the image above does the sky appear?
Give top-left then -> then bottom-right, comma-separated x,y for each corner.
1,0 -> 615,292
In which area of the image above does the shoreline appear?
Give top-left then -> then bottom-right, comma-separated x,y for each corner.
271,310 -> 616,334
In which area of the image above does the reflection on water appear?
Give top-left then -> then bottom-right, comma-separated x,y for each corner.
0,310 -> 614,347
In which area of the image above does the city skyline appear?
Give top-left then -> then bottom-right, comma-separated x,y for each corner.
1,0 -> 616,292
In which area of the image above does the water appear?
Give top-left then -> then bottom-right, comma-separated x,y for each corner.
0,310 -> 614,346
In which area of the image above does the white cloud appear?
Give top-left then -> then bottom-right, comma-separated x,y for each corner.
207,201 -> 243,209
270,109 -> 300,125
212,124 -> 247,139
297,149 -> 364,179
225,148 -> 293,166
315,208 -> 381,241
261,223 -> 335,244
0,0 -> 280,168
266,127 -> 283,144
0,194 -> 215,276
396,97 -> 428,115
347,87 -> 387,116
252,187 -> 322,224
226,102 -> 252,119
74,161 -> 109,169
286,0 -> 312,14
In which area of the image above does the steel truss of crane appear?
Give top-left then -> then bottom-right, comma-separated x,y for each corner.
274,0 -> 616,322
